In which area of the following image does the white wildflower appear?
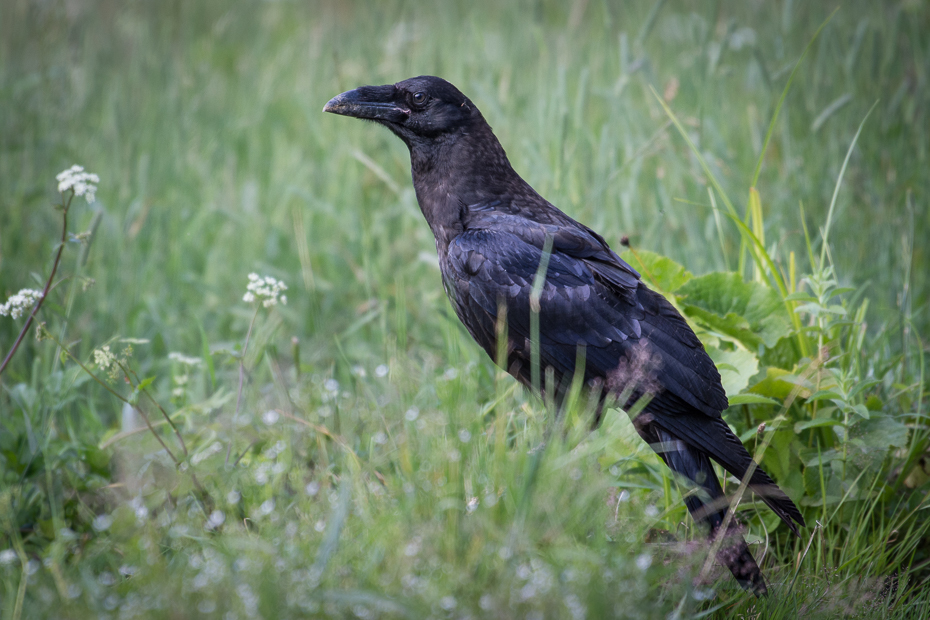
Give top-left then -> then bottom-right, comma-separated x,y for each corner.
56,165 -> 99,203
0,289 -> 43,319
242,273 -> 288,307
94,346 -> 116,370
204,510 -> 225,530
92,514 -> 113,532
0,549 -> 18,565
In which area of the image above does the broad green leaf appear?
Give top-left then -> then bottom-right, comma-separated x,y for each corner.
748,367 -> 797,400
738,427 -> 758,442
794,418 -> 844,433
728,393 -> 779,406
804,449 -> 843,468
619,249 -> 692,293
761,426 -> 797,483
808,389 -> 846,402
850,403 -> 870,419
678,272 -> 792,349
850,415 -> 909,450
803,463 -> 824,496
794,302 -> 824,316
850,379 -> 882,399
707,346 -> 758,399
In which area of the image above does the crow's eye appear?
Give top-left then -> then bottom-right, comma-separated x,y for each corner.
411,91 -> 428,107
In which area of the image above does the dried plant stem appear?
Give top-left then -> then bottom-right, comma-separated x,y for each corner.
0,192 -> 73,377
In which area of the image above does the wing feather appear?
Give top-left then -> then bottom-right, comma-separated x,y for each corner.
444,228 -> 727,416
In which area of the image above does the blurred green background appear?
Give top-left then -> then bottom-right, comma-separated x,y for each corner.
1,0 -> 926,377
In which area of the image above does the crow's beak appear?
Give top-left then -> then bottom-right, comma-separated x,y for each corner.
323,85 -> 410,123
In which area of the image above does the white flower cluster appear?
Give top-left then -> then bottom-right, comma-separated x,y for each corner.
94,345 -> 117,370
243,273 -> 287,307
56,165 -> 99,203
0,289 -> 43,319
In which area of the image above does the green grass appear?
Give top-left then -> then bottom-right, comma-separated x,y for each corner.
1,1 -> 929,618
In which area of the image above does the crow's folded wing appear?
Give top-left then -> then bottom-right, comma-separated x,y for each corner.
445,227 -> 728,417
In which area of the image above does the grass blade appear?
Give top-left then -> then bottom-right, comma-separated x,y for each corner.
819,100 -> 880,268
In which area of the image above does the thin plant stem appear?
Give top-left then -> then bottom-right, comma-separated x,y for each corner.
0,192 -> 73,377
236,307 -> 260,416
120,360 -> 189,457
228,307 -> 260,466
42,330 -> 213,511
693,350 -> 826,594
45,330 -> 181,465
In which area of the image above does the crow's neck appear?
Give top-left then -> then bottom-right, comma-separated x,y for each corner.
409,123 -> 530,248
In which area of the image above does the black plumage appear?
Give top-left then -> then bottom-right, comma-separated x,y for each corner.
324,76 -> 804,595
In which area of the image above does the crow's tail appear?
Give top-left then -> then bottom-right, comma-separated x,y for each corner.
649,425 -> 768,596
655,415 -> 806,537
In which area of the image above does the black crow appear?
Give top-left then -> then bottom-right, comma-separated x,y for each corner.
324,76 -> 804,595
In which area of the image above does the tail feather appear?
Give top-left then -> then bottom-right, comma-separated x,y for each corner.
656,414 -> 806,536
651,425 -> 769,596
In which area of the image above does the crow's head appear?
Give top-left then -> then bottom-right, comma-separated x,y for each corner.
324,76 -> 478,148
